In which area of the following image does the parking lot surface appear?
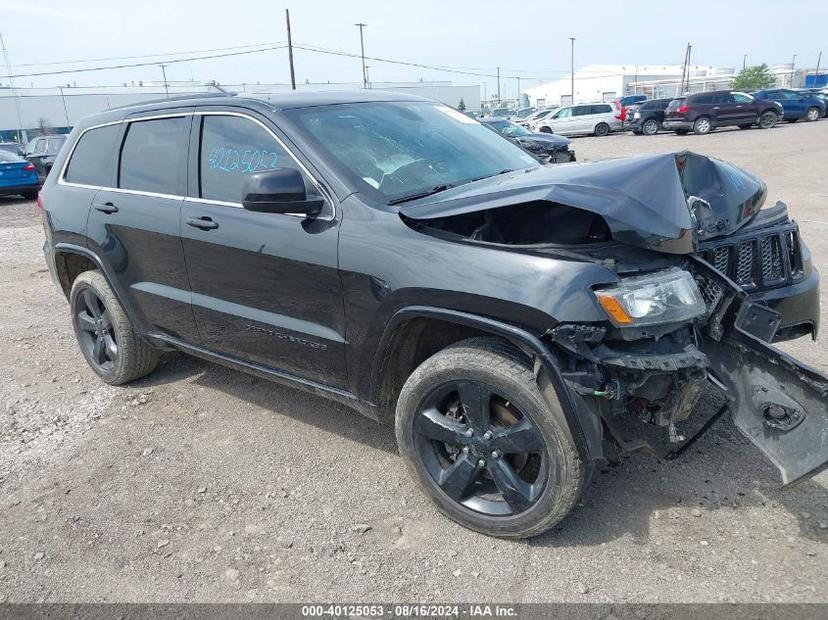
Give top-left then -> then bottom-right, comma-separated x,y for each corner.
0,121 -> 826,603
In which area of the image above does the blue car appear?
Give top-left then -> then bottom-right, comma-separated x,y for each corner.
0,151 -> 40,200
752,88 -> 825,122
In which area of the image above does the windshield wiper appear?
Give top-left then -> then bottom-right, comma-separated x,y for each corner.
470,168 -> 516,183
387,184 -> 454,205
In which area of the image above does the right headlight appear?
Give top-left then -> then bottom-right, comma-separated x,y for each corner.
594,268 -> 707,327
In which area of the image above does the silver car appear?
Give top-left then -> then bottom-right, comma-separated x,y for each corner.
537,102 -> 622,137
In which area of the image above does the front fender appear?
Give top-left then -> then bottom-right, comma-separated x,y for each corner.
371,306 -> 604,463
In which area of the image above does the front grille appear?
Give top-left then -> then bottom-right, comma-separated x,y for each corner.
699,229 -> 803,294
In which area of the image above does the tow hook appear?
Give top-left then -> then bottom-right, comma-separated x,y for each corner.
761,403 -> 805,432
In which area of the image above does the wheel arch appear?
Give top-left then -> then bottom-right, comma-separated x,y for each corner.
371,306 -> 603,462
53,243 -> 140,326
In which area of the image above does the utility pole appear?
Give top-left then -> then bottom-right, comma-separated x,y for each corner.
569,37 -> 575,105
0,31 -> 25,146
634,64 -> 638,94
679,42 -> 691,94
286,9 -> 296,90
365,65 -> 371,87
58,86 -> 70,126
355,23 -> 367,88
158,64 -> 169,96
815,51 -> 822,87
742,54 -> 747,71
790,54 -> 797,87
515,76 -> 521,107
496,67 -> 501,106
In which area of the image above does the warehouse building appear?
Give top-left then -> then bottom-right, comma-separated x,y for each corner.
0,80 -> 480,144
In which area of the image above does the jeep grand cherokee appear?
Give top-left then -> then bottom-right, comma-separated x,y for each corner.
40,91 -> 826,539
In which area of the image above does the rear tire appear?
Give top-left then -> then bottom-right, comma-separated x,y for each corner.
70,270 -> 160,385
641,119 -> 660,135
395,338 -> 588,539
759,111 -> 779,129
594,122 -> 610,137
693,117 -> 711,135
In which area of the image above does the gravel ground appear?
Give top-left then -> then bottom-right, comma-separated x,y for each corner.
0,120 -> 826,603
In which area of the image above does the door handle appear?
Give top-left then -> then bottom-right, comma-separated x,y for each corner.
93,202 -> 118,214
713,106 -> 720,110
185,216 -> 219,231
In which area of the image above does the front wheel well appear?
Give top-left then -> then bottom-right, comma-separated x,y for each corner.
54,251 -> 97,299
374,317 -> 532,422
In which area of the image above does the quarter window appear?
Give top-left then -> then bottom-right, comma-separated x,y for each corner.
64,124 -> 121,186
119,117 -> 190,196
198,115 -> 300,203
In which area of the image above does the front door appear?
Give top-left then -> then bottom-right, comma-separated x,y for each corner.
86,112 -> 200,342
180,111 -> 348,389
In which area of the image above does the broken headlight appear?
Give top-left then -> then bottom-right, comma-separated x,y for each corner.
594,268 -> 706,327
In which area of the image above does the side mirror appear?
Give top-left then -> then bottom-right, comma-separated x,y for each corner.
242,168 -> 324,216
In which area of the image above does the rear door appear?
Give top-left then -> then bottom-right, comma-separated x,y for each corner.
180,109 -> 348,388
87,110 -> 200,342
711,92 -> 739,125
570,105 -> 593,134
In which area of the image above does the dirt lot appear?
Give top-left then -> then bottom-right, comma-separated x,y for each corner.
0,121 -> 826,604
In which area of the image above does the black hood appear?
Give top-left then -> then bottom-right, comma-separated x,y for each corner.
399,151 -> 766,254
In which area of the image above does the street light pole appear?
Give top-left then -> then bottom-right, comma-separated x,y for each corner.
742,54 -> 747,70
355,23 -> 368,88
569,37 -> 575,105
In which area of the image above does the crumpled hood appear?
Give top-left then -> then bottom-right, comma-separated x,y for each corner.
400,151 -> 766,254
514,133 -> 571,150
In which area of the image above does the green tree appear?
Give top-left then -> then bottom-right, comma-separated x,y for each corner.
731,64 -> 776,91
457,98 -> 466,111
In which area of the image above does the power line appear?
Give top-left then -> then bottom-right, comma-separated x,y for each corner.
1,45 -> 287,79
12,42 -> 285,68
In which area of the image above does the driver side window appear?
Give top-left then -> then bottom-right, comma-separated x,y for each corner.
199,114 -> 303,203
555,108 -> 572,119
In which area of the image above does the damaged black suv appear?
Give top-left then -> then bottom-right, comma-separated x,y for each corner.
41,91 -> 826,539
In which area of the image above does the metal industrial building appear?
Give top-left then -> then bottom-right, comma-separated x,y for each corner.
0,80 -> 481,144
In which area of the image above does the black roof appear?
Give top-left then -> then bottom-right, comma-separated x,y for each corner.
76,90 -> 431,129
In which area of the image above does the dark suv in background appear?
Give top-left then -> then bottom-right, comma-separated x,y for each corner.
628,98 -> 673,135
663,90 -> 783,135
39,91 -> 826,539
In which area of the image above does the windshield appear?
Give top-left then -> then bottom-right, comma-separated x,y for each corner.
286,101 -> 539,204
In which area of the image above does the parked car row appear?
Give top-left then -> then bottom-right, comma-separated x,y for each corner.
0,133 -> 67,199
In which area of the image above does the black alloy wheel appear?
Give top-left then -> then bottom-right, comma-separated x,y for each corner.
412,380 -> 549,517
74,287 -> 118,372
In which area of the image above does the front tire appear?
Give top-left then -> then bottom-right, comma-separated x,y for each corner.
759,111 -> 779,129
70,270 -> 160,385
806,107 -> 821,122
594,122 -> 610,137
395,338 -> 587,539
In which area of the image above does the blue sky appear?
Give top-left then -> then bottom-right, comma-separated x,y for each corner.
1,0 -> 825,97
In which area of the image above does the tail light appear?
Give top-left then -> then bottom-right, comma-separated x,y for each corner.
677,103 -> 689,114
23,162 -> 35,171
36,192 -> 45,211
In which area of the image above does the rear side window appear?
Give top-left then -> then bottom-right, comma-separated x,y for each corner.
571,106 -> 591,116
591,104 -> 612,114
198,114 -> 300,203
64,124 -> 121,186
119,117 -> 190,196
692,94 -> 713,104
